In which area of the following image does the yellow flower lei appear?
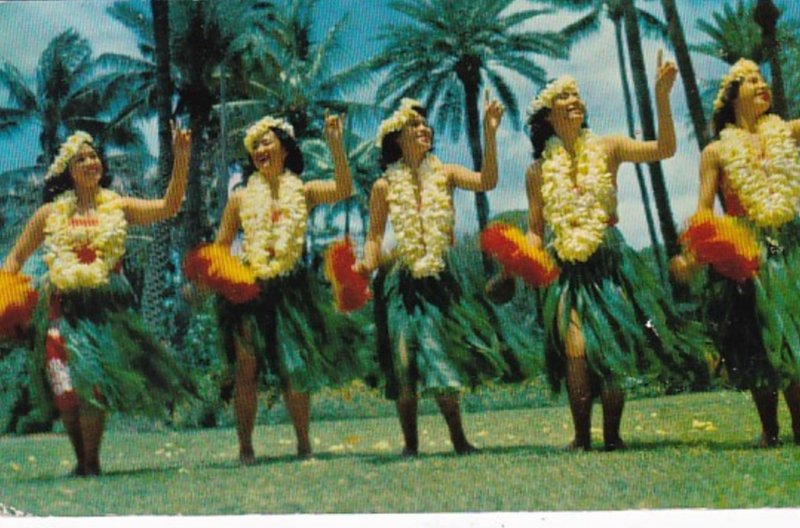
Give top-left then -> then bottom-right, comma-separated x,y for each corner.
541,130 -> 614,262
718,115 -> 800,228
239,171 -> 308,280
43,189 -> 127,291
385,154 -> 453,278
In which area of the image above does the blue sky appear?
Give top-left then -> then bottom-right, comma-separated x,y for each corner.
1,0 -> 799,248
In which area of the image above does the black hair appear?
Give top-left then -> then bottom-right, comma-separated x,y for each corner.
41,145 -> 112,204
379,105 -> 434,170
526,108 -> 588,160
711,79 -> 773,139
242,126 -> 304,184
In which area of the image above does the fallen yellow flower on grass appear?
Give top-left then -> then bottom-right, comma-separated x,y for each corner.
692,419 -> 717,432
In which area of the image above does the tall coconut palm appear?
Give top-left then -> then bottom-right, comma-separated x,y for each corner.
0,29 -> 142,162
367,0 -> 566,244
620,0 -> 678,258
754,0 -> 787,117
660,0 -> 709,148
139,0 -> 176,334
539,0 -> 668,261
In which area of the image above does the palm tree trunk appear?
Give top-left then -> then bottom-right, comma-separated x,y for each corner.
613,16 -> 663,275
142,0 -> 174,336
661,0 -> 709,148
620,0 -> 679,258
754,0 -> 787,117
458,74 -> 493,275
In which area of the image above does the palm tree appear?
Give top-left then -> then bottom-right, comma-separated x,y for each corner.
539,0 -> 667,263
0,29 -> 142,162
754,0 -> 787,117
138,0 -> 176,335
367,0 -> 566,243
660,0 -> 709,149
620,0 -> 679,258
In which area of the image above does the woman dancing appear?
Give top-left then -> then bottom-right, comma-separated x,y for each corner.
525,53 -> 703,451
671,58 -> 800,446
2,125 -> 194,476
356,95 -> 507,455
214,113 -> 359,463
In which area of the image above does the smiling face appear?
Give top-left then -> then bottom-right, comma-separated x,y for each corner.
251,128 -> 288,178
67,143 -> 103,191
397,111 -> 433,160
733,70 -> 771,119
545,86 -> 585,131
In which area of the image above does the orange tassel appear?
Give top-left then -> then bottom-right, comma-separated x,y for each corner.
0,271 -> 38,338
680,212 -> 760,282
183,244 -> 261,304
324,238 -> 372,312
480,222 -> 559,287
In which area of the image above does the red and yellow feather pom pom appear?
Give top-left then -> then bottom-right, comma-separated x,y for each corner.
324,238 -> 372,313
480,222 -> 559,287
183,244 -> 261,304
0,271 -> 38,339
680,212 -> 760,282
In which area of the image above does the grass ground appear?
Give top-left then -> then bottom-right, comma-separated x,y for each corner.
2,390 -> 800,515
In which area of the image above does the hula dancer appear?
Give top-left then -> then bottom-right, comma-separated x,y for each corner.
2,125 -> 195,476
525,53 -> 703,451
671,59 -> 800,447
213,114 -> 361,464
355,94 -> 508,456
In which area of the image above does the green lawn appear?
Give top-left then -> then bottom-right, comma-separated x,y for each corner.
2,390 -> 800,515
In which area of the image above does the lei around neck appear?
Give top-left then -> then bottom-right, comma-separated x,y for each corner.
43,189 -> 127,291
718,114 -> 800,228
541,129 -> 615,262
385,154 -> 453,278
239,171 -> 308,280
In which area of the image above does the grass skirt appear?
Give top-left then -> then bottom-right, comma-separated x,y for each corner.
28,274 -> 196,417
704,219 -> 800,389
374,255 -> 531,400
540,228 -> 707,392
216,266 -> 372,394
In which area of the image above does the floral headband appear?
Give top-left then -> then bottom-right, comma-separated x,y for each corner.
528,76 -> 580,116
45,131 -> 94,180
713,58 -> 761,112
375,98 -> 423,147
243,116 -> 296,154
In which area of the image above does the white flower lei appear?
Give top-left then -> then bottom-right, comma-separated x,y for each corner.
718,114 -> 800,228
385,154 -> 453,278
45,131 -> 93,180
239,171 -> 308,280
541,130 -> 615,262
43,189 -> 128,291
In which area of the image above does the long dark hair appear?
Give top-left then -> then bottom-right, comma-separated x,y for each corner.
526,108 -> 588,160
711,79 -> 773,138
379,104 -> 434,170
41,145 -> 112,204
242,126 -> 304,185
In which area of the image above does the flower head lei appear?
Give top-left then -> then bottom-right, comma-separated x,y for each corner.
375,98 -> 423,148
528,76 -> 579,116
243,116 -> 296,154
713,58 -> 761,112
45,131 -> 94,180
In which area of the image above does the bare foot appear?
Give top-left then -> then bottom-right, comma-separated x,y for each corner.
603,438 -> 627,452
756,433 -> 781,448
564,439 -> 591,452
454,442 -> 478,455
239,448 -> 256,466
297,446 -> 314,460
401,447 -> 418,458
